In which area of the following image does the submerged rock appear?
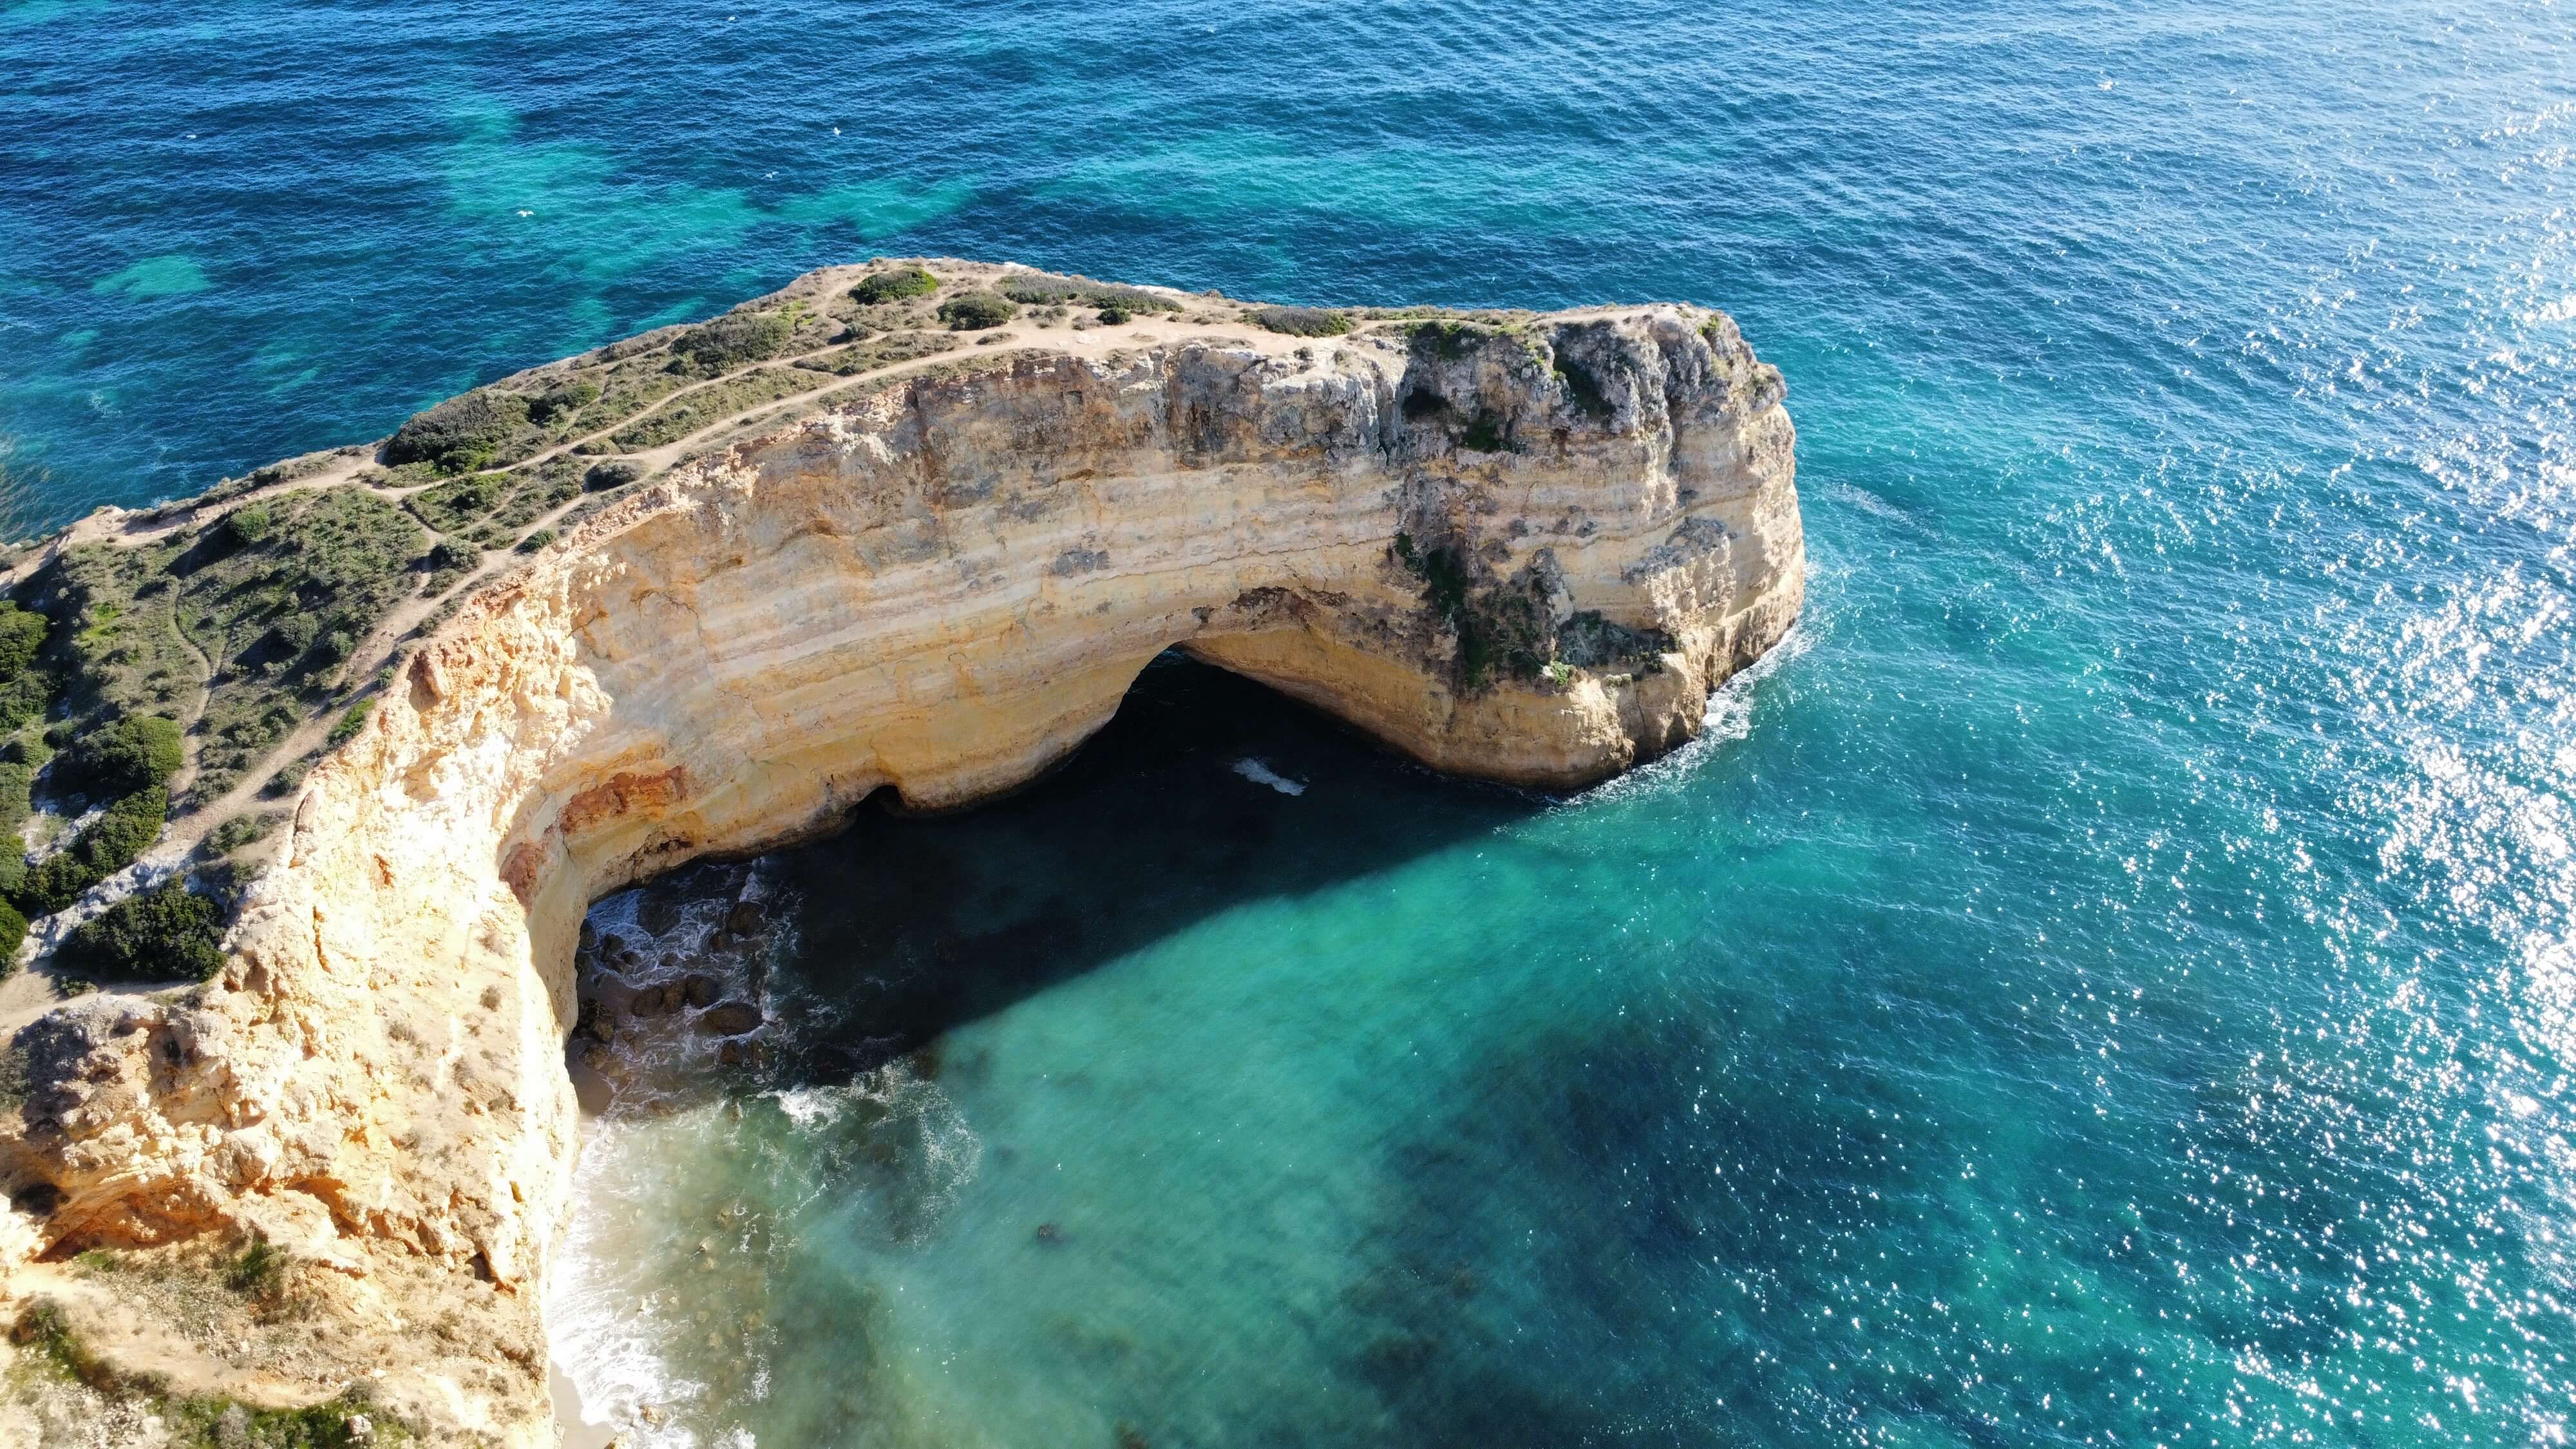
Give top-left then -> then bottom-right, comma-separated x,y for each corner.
629,981 -> 683,1018
697,1001 -> 762,1037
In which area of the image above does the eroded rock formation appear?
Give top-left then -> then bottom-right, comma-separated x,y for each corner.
0,270 -> 1799,1442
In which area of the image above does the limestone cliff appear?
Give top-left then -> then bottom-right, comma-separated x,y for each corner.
0,265 -> 1799,1443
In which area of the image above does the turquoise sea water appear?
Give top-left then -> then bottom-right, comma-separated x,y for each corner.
8,0 -> 2576,1443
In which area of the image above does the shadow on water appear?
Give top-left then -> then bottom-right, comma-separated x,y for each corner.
576,650 -> 1537,1103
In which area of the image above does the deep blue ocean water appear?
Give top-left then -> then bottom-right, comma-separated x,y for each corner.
8,0 -> 2575,1444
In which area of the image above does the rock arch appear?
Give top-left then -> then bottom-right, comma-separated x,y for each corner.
0,303 -> 1798,1440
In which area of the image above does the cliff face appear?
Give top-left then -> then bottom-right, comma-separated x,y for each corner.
0,288 -> 1798,1441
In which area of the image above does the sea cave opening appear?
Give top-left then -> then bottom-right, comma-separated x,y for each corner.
561,648 -> 1537,1118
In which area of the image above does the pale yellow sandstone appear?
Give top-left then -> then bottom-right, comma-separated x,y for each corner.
0,276 -> 1799,1442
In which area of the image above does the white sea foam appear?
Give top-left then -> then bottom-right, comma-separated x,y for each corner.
1568,620 -> 1813,808
1821,480 -> 1920,527
771,1086 -> 842,1126
547,1120 -> 715,1449
1232,757 -> 1308,795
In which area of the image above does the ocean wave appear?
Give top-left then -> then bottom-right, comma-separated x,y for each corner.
1231,757 -> 1308,795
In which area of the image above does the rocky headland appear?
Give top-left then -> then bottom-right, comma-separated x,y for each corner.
0,261 -> 1800,1444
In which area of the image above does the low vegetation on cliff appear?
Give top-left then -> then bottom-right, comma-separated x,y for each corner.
1253,305 -> 1350,337
849,263 -> 938,304
998,271 -> 1180,318
936,290 -> 1017,330
10,1296 -> 408,1446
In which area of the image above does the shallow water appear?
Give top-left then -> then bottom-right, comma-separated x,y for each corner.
8,0 -> 2575,1443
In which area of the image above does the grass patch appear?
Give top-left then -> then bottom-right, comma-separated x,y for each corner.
200,811 -> 278,858
996,272 -> 1179,315
17,487 -> 426,813
790,330 -> 960,377
403,456 -> 583,547
13,1298 -> 406,1446
27,544 -> 199,726
417,538 -> 480,596
556,351 -> 689,438
524,378 -> 599,426
1254,305 -> 1350,337
223,1233 -> 288,1300
610,367 -> 817,451
326,700 -> 370,746
1406,319 -> 1499,360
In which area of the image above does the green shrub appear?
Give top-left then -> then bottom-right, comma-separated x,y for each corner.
309,623 -> 359,667
583,460 -> 643,491
0,761 -> 32,893
222,1233 -> 287,1299
262,758 -> 308,799
1255,305 -> 1350,338
61,715 -> 182,799
996,273 -> 1179,314
327,701 -> 370,746
1095,303 -> 1132,325
936,292 -> 1016,331
223,504 -> 273,547
515,529 -> 556,554
1409,319 -> 1490,359
425,539 -> 479,572
0,674 -> 45,743
671,311 -> 797,374
200,812 -> 276,857
0,762 -> 29,834
526,379 -> 601,425
263,612 -> 319,661
14,786 -> 167,916
57,877 -> 227,983
384,390 -> 531,473
0,900 -> 24,973
0,603 -> 52,741
0,603 -> 46,680
851,266 -> 939,304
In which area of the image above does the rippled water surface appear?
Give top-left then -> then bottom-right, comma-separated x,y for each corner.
8,0 -> 2575,1443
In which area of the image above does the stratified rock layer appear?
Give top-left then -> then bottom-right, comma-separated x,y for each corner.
0,276 -> 1799,1442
